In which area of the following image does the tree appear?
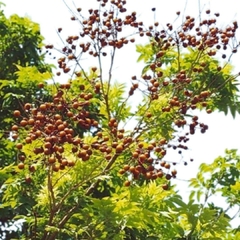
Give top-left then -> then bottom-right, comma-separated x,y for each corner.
0,4 -> 52,238
0,0 -> 239,239
0,2 -> 52,164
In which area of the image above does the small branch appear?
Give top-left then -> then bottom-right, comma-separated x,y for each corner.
54,168 -> 97,212
32,209 -> 37,240
85,153 -> 119,196
175,32 -> 181,72
47,167 -> 56,210
41,167 -> 58,240
46,204 -> 79,240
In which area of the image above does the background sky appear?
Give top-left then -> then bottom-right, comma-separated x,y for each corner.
3,0 -> 240,225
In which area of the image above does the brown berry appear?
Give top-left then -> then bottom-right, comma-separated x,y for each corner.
18,162 -> 25,170
162,184 -> 169,190
13,110 -> 21,117
124,180 -> 131,187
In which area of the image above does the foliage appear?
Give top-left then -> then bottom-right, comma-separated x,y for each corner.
0,0 -> 240,239
0,6 -> 53,238
0,7 -> 52,165
0,8 -> 48,80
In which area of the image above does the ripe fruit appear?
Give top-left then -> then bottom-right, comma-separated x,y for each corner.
166,174 -> 172,180
13,110 -> 21,117
123,165 -> 130,171
18,162 -> 25,170
25,137 -> 32,144
64,67 -> 71,73
38,82 -> 44,88
48,157 -> 56,164
138,142 -> 144,148
29,165 -> 36,172
91,67 -> 97,72
132,152 -> 139,158
28,118 -> 35,125
116,144 -> 123,153
124,180 -> 131,187
52,164 -> 60,172
147,144 -> 154,150
145,172 -> 152,179
119,169 -> 125,175
161,149 -> 166,156
206,109 -> 212,114
139,154 -> 146,162
146,112 -> 152,118
18,154 -> 26,161
105,154 -> 112,161
68,160 -> 75,167
20,120 -> 28,127
16,143 -> 23,150
61,159 -> 68,166
24,103 -> 31,110
164,163 -> 170,169
39,104 -> 47,111
11,125 -> 19,131
159,138 -> 167,145
25,176 -> 32,184
12,133 -> 18,140
67,111 -> 74,117
157,171 -> 164,178
162,184 -> 169,190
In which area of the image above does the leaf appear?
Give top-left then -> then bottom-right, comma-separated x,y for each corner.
172,223 -> 185,236
170,195 -> 187,208
159,211 -> 172,219
136,44 -> 153,63
0,79 -> 14,89
189,191 -> 195,201
199,163 -> 213,173
45,225 -> 60,233
197,190 -> 203,202
142,64 -> 150,74
231,181 -> 240,191
0,200 -> 17,208
189,178 -> 200,189
94,175 -> 112,181
0,164 -> 15,182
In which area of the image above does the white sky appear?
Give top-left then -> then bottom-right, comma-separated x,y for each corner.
3,0 -> 240,225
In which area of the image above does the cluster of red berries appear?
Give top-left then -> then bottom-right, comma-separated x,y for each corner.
124,9 -> 239,169
12,82 -> 99,173
13,0 -> 240,190
45,0 -> 143,77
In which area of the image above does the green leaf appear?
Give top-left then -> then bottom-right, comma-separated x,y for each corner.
197,190 -> 203,202
189,191 -> 195,201
231,181 -> 240,191
170,195 -> 187,208
172,223 -> 185,237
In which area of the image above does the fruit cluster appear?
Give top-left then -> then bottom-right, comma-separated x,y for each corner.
118,140 -> 175,179
46,0 -> 144,78
12,0 -> 239,189
119,8 -> 239,185
12,83 -> 99,172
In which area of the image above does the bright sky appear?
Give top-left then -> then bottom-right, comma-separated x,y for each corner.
3,0 -> 240,225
